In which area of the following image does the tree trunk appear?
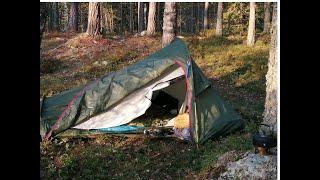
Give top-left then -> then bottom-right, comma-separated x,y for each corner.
178,2 -> 182,34
110,5 -> 114,33
100,4 -> 105,34
192,3 -> 197,33
195,3 -> 199,33
216,2 -> 223,36
40,3 -> 49,47
263,2 -> 271,34
79,3 -> 84,32
147,2 -> 156,36
240,3 -> 245,35
86,2 -> 101,36
120,2 -> 123,34
48,2 -> 59,32
262,3 -> 278,134
68,2 -> 78,32
162,2 -> 176,47
198,3 -> 202,31
129,2 -> 133,33
138,2 -> 145,32
156,3 -> 161,32
144,3 -> 148,30
204,2 -> 209,29
211,3 -> 216,28
63,2 -> 69,31
53,2 -> 59,31
190,4 -> 194,33
247,2 -> 255,46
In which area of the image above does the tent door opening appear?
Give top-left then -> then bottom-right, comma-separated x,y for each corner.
129,76 -> 187,128
72,66 -> 187,131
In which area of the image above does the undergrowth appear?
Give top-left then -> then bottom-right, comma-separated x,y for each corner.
40,30 -> 269,179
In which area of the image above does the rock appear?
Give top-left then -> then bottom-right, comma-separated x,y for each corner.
101,61 -> 109,66
218,152 -> 277,180
93,61 -> 100,66
208,151 -> 243,178
140,30 -> 147,36
216,150 -> 242,167
134,33 -> 139,37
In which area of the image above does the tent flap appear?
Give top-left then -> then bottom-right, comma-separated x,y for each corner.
40,38 -> 244,143
194,87 -> 244,143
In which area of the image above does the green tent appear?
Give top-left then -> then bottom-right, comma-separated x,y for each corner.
40,38 -> 244,144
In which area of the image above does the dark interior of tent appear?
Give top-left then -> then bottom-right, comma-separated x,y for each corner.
129,75 -> 187,128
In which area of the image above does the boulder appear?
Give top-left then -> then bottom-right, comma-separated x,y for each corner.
101,61 -> 109,66
207,150 -> 243,178
93,61 -> 100,66
140,30 -> 147,36
218,152 -> 277,180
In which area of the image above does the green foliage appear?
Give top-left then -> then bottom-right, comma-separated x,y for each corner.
224,2 -> 249,35
223,2 -> 265,35
186,29 -> 269,129
41,133 -> 252,179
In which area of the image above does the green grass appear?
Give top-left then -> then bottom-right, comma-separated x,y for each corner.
186,30 -> 269,125
40,30 -> 269,179
41,133 -> 252,179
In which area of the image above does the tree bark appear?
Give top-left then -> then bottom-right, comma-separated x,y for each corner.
147,2 -> 156,36
48,2 -> 59,32
247,2 -> 255,46
110,5 -> 114,33
178,2 -> 182,34
138,2 -> 145,32
190,4 -> 194,33
120,2 -> 123,34
79,3 -> 84,32
263,2 -> 271,34
68,2 -> 78,32
40,3 -> 49,47
195,3 -> 199,33
262,3 -> 278,134
211,3 -> 216,28
129,2 -> 134,33
216,2 -> 223,36
198,3 -> 202,31
204,2 -> 209,29
144,3 -> 148,30
86,2 -> 101,36
53,2 -> 59,31
156,3 -> 161,32
63,2 -> 69,31
100,4 -> 105,34
162,2 -> 176,47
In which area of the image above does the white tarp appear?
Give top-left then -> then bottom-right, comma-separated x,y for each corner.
73,67 -> 185,130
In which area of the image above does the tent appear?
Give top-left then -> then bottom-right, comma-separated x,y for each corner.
40,38 -> 244,144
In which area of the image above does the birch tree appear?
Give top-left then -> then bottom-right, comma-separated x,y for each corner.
247,2 -> 255,46
162,2 -> 176,47
147,2 -> 156,36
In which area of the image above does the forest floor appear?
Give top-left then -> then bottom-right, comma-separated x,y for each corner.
40,30 -> 270,179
